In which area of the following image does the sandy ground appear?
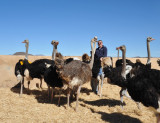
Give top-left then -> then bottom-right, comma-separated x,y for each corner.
0,55 -> 160,123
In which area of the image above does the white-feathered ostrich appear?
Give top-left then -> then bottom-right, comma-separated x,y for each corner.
54,36 -> 97,111
15,40 -> 58,96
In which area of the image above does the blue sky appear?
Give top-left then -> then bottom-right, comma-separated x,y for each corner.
0,0 -> 160,57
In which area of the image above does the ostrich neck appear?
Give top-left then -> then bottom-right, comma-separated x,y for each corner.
52,45 -> 57,60
118,49 -> 119,60
89,41 -> 96,69
121,49 -> 126,79
147,41 -> 151,64
25,44 -> 29,60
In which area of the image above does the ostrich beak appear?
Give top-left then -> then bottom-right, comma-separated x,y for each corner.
151,38 -> 155,41
56,41 -> 59,45
22,41 -> 25,43
116,47 -> 120,50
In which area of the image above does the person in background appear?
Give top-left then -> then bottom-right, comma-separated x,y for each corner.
91,40 -> 107,94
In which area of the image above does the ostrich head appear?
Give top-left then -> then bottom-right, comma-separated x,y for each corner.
22,39 -> 29,59
82,53 -> 90,63
147,37 -> 155,43
117,45 -> 126,52
51,40 -> 59,48
22,39 -> 29,48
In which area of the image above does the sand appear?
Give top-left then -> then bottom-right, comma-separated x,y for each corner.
0,55 -> 160,123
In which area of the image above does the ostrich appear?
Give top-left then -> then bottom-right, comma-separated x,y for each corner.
15,40 -> 59,96
115,47 -> 133,108
113,37 -> 154,108
44,53 -> 63,105
82,53 -> 105,97
123,53 -> 160,123
146,37 -> 155,68
91,56 -> 113,97
44,52 -> 74,105
54,36 -> 97,111
103,45 -> 133,108
15,40 -> 30,96
105,45 -> 160,123
98,57 -> 113,97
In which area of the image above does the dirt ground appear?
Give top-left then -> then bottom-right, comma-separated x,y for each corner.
0,55 -> 160,123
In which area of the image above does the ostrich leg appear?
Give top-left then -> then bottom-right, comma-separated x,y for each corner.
58,89 -> 62,107
67,88 -> 71,108
40,78 -> 43,89
99,73 -> 104,97
51,87 -> 55,103
120,87 -> 131,109
76,85 -> 82,112
20,77 -> 24,97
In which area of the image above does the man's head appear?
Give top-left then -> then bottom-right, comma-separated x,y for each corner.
98,40 -> 103,48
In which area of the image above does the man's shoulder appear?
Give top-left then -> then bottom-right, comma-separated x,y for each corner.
103,45 -> 107,49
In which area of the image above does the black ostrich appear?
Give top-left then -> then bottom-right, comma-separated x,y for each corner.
54,36 -> 97,111
105,45 -> 160,123
15,40 -> 59,96
126,67 -> 160,123
112,37 -> 155,108
15,40 -> 30,95
115,50 -> 134,108
44,52 -> 75,105
126,55 -> 160,123
103,45 -> 132,108
43,53 -> 63,105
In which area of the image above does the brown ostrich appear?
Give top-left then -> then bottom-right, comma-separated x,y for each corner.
55,36 -> 97,111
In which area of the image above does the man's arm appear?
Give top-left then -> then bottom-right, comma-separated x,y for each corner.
103,46 -> 107,57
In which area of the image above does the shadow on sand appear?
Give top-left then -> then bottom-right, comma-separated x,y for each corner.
80,98 -> 126,107
97,111 -> 142,123
10,81 -> 46,96
10,82 -> 92,107
80,104 -> 142,123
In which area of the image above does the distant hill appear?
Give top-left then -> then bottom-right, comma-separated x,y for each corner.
13,52 -> 45,56
13,52 -> 33,56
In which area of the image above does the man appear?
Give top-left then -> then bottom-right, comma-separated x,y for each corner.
91,40 -> 107,94
95,40 -> 107,63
